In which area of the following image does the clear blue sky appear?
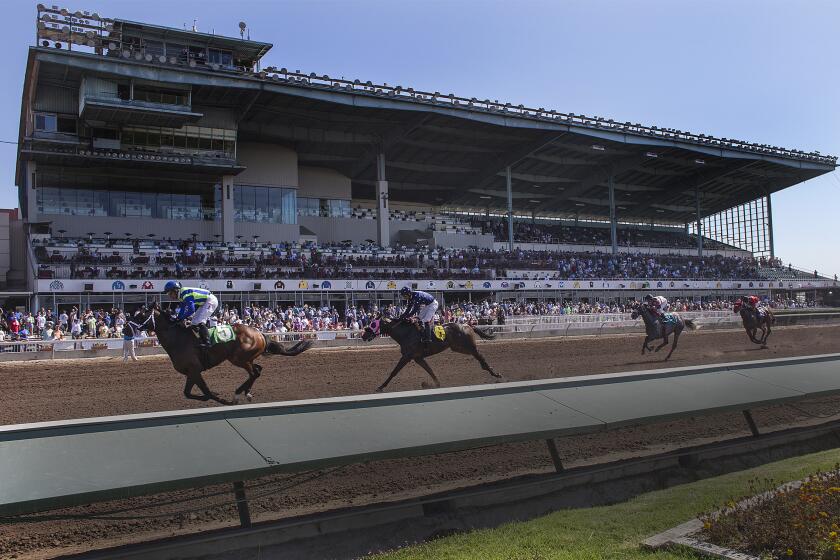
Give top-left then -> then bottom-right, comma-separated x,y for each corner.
2,0 -> 838,275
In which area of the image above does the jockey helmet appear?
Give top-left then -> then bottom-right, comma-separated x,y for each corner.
163,280 -> 181,293
399,286 -> 411,298
644,294 -> 654,302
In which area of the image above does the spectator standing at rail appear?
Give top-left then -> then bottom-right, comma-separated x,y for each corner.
122,318 -> 140,362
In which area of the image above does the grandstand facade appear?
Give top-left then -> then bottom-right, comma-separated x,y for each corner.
13,5 -> 838,311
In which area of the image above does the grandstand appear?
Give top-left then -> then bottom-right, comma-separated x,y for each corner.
10,5 -> 838,312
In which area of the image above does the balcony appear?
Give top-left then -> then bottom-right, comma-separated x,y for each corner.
20,140 -> 245,175
80,96 -> 203,128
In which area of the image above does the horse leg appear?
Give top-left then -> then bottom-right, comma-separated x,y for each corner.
235,361 -> 261,401
413,357 -> 441,389
376,355 -> 411,393
641,336 -> 651,354
469,348 -> 501,379
190,371 -> 233,406
665,329 -> 681,360
182,377 -> 209,402
654,334 -> 669,352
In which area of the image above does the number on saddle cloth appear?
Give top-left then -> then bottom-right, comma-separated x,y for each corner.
208,324 -> 235,345
433,325 -> 446,341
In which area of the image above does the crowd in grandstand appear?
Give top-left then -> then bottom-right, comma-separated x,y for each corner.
467,218 -> 732,250
33,237 -> 812,281
0,295 -> 818,343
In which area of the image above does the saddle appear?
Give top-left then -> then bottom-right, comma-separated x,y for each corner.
186,324 -> 234,346
410,321 -> 446,342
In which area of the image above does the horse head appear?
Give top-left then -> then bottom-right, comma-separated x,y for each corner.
361,313 -> 388,342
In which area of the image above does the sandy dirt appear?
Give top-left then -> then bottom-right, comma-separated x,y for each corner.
1,324 -> 839,559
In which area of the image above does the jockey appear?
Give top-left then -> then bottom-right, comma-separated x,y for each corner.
643,294 -> 669,319
398,286 -> 439,344
163,281 -> 218,348
743,294 -> 762,318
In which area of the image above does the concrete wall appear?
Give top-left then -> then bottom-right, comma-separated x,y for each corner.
298,167 -> 351,199
299,216 -> 376,244
235,143 -> 298,187
232,222 -> 300,244
434,231 -> 495,249
0,212 -> 9,288
8,216 -> 27,290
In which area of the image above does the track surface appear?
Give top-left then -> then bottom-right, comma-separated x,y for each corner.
2,325 -> 839,559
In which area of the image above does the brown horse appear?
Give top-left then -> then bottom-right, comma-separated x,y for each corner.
134,303 -> 312,405
361,316 -> 501,392
734,302 -> 775,347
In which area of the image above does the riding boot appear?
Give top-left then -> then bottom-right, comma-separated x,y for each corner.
196,323 -> 211,348
422,323 -> 432,346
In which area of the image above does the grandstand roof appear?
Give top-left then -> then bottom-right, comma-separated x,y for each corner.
22,44 -> 837,225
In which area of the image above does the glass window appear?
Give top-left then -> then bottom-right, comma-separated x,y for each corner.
254,187 -> 269,223
35,113 -> 57,132
283,189 -> 297,224
328,199 -> 350,218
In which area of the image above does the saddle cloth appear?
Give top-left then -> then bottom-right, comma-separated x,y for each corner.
433,325 -> 446,341
662,313 -> 679,326
209,324 -> 235,345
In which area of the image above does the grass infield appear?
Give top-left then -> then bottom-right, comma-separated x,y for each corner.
374,448 -> 840,560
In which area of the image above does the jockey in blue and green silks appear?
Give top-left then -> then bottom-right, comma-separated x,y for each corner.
163,281 -> 218,348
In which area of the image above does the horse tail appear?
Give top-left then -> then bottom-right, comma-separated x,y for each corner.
684,319 -> 699,331
264,339 -> 313,356
472,326 -> 496,340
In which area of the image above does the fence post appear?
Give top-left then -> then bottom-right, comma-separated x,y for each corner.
232,481 -> 252,528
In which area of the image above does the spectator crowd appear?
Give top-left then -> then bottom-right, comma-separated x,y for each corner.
34,237 -> 810,282
0,295 -> 819,343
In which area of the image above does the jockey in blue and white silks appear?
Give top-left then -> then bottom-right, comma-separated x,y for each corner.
164,280 -> 219,348
398,287 -> 438,344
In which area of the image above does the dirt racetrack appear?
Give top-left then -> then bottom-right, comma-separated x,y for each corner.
1,324 -> 840,559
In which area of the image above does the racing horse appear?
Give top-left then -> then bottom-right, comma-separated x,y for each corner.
734,300 -> 775,347
134,302 -> 312,405
361,315 -> 502,392
630,303 -> 698,361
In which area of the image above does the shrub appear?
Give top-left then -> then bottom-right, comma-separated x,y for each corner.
701,464 -> 840,559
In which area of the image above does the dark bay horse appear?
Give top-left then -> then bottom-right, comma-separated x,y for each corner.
734,303 -> 775,347
361,316 -> 501,392
630,304 -> 698,361
135,303 -> 312,405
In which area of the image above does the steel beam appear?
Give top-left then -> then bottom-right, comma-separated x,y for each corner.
766,194 -> 775,259
506,166 -> 514,252
609,174 -> 617,255
695,186 -> 703,257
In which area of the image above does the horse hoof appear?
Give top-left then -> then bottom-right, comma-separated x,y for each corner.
246,392 -> 254,402
421,382 -> 431,389
375,387 -> 384,393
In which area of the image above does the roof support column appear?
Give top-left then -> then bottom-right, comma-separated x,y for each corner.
222,176 -> 235,244
695,186 -> 703,258
608,173 -> 617,255
766,194 -> 775,259
376,153 -> 389,247
506,166 -> 514,252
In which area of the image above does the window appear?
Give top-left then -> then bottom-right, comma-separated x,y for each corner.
235,186 -> 297,224
36,186 -> 218,221
208,49 -> 233,67
133,85 -> 188,106
35,113 -> 76,134
35,113 -> 57,133
296,197 -> 350,218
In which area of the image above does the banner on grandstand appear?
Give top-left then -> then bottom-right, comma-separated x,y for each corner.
36,278 -> 838,293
